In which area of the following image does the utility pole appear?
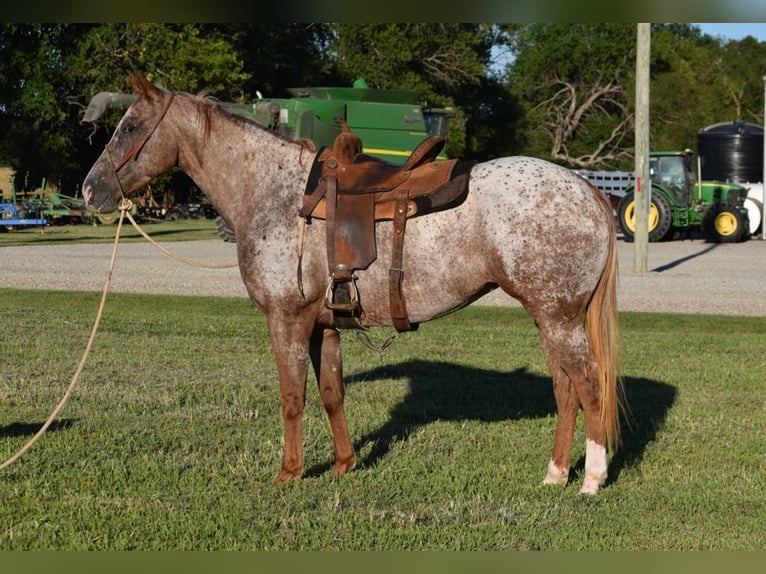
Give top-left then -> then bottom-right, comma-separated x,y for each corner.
634,23 -> 651,273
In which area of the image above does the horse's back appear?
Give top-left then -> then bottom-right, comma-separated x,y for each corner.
470,155 -> 611,245
471,155 -> 606,221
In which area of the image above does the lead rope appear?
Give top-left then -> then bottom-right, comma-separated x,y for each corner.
104,143 -> 238,270
123,209 -> 238,269
1,190 -> 244,469
0,200 -> 132,471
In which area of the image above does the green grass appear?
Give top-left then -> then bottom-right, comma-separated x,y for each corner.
1,288 -> 764,550
0,218 -> 220,246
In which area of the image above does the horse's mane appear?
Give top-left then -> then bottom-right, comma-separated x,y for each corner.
128,74 -> 315,157
184,91 -> 316,156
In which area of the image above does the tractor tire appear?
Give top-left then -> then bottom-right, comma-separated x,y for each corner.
215,216 -> 236,243
702,204 -> 747,243
164,210 -> 185,221
617,191 -> 673,242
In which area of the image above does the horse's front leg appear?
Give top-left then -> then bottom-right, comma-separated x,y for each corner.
309,327 -> 356,476
268,316 -> 313,483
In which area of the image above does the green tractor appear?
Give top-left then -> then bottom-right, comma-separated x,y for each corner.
617,150 -> 751,242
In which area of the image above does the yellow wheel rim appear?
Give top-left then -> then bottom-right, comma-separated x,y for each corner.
714,212 -> 738,236
624,200 -> 659,232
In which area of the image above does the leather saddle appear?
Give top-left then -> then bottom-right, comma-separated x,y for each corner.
300,121 -> 474,332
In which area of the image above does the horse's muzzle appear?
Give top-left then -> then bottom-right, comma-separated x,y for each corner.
81,185 -> 114,213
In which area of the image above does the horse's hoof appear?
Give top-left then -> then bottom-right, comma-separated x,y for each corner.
578,479 -> 601,495
333,456 -> 356,476
542,460 -> 568,486
275,469 -> 302,483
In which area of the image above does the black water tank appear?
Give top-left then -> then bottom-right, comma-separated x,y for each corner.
697,121 -> 763,183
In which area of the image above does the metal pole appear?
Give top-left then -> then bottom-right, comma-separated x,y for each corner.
762,76 -> 765,241
635,23 -> 651,272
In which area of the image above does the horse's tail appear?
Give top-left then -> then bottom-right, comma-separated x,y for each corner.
585,186 -> 624,453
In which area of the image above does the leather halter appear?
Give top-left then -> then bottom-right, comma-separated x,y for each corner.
109,92 -> 175,173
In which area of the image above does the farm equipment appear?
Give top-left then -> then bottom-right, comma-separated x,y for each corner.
0,199 -> 47,229
1,177 -> 49,230
616,150 -> 751,242
81,78 -> 454,241
218,78 -> 453,163
83,78 -> 453,164
2,177 -> 45,229
1,176 -> 125,227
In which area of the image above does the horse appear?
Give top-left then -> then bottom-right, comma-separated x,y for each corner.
81,73 -> 623,495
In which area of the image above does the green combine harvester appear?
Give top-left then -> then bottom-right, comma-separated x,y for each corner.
220,78 -> 453,164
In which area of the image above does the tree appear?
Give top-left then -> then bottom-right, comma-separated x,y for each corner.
712,35 -> 766,125
649,24 -> 724,152
207,23 -> 334,100
0,24 -> 250,196
505,23 -> 636,169
647,24 -> 766,154
0,24 -> 86,190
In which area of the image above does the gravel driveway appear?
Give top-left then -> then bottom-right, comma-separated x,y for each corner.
2,237 -> 765,317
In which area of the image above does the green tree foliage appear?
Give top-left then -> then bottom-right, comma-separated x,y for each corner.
71,23 -> 248,97
209,23 -> 334,100
0,24 -> 82,190
0,23 -> 250,194
505,23 -> 766,170
652,26 -> 766,150
649,25 -> 724,152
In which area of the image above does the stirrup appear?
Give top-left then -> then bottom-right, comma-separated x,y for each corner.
324,274 -> 360,312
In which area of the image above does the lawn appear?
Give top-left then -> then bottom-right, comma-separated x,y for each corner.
0,288 -> 764,550
0,217 -> 221,246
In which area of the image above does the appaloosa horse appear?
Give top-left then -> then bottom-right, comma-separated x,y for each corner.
81,74 -> 622,494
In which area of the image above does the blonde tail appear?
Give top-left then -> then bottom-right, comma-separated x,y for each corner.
585,188 -> 624,452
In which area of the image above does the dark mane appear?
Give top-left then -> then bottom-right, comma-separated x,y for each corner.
183,91 -> 314,152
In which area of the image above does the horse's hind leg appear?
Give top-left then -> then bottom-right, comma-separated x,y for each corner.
309,327 -> 356,476
537,317 -> 608,495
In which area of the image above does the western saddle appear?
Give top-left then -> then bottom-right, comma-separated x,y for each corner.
299,121 -> 474,332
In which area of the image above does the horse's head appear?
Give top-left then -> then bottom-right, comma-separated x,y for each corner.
82,73 -> 178,214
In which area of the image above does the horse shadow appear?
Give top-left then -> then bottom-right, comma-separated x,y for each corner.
305,360 -> 676,488
0,419 -> 76,439
0,419 -> 76,438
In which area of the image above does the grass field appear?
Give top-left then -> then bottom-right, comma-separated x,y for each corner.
0,288 -> 764,550
0,218 -> 220,246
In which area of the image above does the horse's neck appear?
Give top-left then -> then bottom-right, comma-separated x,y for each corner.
176,105 -> 312,233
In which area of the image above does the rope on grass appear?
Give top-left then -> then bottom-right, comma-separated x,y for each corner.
0,200 -> 239,470
0,203 -> 129,471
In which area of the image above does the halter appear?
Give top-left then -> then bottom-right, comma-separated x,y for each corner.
105,92 -> 175,199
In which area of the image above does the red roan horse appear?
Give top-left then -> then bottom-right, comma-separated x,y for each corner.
82,74 -> 622,494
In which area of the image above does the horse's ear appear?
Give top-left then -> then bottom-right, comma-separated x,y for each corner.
128,73 -> 162,101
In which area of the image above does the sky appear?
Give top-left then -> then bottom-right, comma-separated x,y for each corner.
694,22 -> 766,42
